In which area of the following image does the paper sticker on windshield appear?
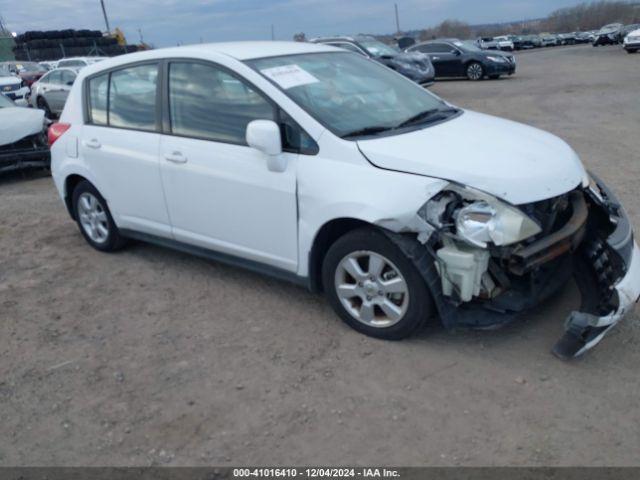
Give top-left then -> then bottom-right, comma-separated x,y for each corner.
260,64 -> 319,90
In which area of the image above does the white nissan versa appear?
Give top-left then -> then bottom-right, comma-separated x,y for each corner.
49,42 -> 640,359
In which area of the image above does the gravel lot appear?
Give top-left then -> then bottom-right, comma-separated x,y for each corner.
1,44 -> 639,467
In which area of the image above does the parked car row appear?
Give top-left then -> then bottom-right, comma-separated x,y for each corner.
310,35 -> 515,83
423,23 -> 640,55
309,36 -> 436,86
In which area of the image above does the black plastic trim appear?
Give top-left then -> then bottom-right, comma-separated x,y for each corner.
119,229 -> 311,290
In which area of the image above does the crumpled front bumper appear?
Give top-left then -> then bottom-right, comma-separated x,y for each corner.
553,176 -> 640,359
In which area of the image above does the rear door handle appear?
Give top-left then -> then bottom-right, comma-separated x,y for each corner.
85,138 -> 101,149
164,151 -> 187,164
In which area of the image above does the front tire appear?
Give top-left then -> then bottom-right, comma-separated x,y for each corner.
466,62 -> 484,81
322,228 -> 434,340
72,180 -> 126,252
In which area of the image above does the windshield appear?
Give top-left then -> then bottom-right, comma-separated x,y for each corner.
248,52 -> 451,139
0,94 -> 15,108
356,38 -> 399,57
0,66 -> 12,77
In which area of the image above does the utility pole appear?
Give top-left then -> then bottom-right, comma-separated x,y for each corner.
394,3 -> 400,34
0,15 -> 10,36
100,0 -> 111,33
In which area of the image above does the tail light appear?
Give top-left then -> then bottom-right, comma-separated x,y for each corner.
48,122 -> 71,146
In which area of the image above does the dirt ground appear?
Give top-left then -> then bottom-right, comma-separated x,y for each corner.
1,44 -> 639,467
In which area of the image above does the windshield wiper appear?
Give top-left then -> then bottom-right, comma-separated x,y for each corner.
341,126 -> 394,139
395,107 -> 460,129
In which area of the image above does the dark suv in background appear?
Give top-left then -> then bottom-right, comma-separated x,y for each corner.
406,38 -> 516,80
310,35 -> 435,86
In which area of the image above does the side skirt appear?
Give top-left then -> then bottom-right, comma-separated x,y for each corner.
119,229 -> 311,290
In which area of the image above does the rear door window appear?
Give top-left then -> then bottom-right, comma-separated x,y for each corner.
45,70 -> 62,85
61,70 -> 76,86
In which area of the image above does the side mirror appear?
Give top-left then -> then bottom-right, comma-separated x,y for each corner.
246,120 -> 286,172
66,81 -> 74,86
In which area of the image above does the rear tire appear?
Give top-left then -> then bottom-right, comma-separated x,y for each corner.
322,227 -> 434,340
71,180 -> 126,252
466,62 -> 484,81
36,96 -> 53,119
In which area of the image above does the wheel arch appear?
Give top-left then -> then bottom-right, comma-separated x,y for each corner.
64,174 -> 89,220
308,217 -> 373,293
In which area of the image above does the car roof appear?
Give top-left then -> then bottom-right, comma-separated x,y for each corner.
58,57 -> 106,62
74,42 -> 340,81
421,38 -> 460,44
46,67 -> 81,73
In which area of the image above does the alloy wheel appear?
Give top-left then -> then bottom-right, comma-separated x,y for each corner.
467,63 -> 483,80
77,192 -> 110,244
334,251 -> 410,328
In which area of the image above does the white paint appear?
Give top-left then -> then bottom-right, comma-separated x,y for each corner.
0,107 -> 44,146
357,110 -> 588,205
51,40 -> 616,287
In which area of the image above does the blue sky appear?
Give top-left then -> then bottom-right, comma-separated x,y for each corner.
3,0 -> 586,46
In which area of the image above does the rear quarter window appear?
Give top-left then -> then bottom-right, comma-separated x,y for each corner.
88,73 -> 108,125
86,63 -> 159,131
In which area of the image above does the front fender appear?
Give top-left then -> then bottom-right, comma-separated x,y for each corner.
296,155 -> 448,277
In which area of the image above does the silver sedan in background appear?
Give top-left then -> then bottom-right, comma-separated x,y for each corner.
29,67 -> 80,118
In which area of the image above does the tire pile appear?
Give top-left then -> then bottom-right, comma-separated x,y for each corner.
12,29 -> 140,61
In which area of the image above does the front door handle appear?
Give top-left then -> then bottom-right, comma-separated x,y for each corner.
164,151 -> 187,164
85,138 -> 101,149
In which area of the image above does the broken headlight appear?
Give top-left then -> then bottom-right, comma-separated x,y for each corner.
420,184 -> 542,248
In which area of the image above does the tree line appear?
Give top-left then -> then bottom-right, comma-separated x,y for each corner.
416,1 -> 640,41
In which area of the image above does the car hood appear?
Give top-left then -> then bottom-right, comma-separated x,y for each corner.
378,51 -> 432,69
0,76 -> 21,87
0,107 -> 45,146
356,110 -> 587,205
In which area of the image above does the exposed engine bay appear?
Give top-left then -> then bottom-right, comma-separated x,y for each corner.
403,173 -> 640,360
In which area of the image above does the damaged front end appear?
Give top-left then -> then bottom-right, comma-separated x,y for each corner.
0,130 -> 50,174
0,105 -> 50,174
403,174 -> 640,359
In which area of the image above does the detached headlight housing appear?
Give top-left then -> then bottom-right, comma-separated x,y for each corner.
419,184 -> 542,248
